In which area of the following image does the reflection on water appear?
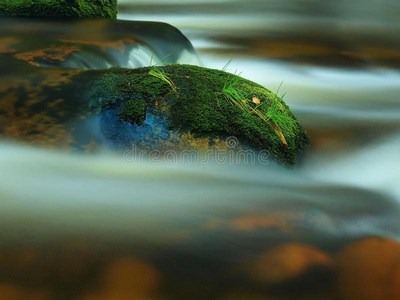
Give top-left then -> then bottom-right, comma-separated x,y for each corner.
1,0 -> 400,299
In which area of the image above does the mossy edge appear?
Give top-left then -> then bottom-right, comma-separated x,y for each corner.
0,0 -> 118,19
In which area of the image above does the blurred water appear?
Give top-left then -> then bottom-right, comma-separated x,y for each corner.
1,1 -> 400,299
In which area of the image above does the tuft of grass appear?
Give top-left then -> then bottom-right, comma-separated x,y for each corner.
149,67 -> 177,93
221,74 -> 249,111
266,83 -> 296,142
148,52 -> 177,93
221,74 -> 295,146
222,58 -> 233,72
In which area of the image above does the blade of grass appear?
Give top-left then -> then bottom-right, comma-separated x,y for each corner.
222,59 -> 233,72
149,67 -> 177,93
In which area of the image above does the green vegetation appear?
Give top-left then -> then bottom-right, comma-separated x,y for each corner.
119,99 -> 147,126
221,76 -> 296,146
148,53 -> 177,93
0,0 -> 118,19
89,70 -> 168,108
89,64 -> 309,166
149,66 -> 177,93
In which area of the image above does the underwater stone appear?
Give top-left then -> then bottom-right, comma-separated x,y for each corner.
0,0 -> 118,19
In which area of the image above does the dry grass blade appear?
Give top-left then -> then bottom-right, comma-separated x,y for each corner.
149,67 -> 177,93
248,106 -> 288,146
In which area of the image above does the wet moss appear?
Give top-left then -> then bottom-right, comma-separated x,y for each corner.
0,0 -> 117,19
119,99 -> 147,126
90,64 -> 309,166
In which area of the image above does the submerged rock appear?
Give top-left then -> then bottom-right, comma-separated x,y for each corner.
81,258 -> 162,300
336,238 -> 400,300
89,64 -> 309,166
0,0 -> 118,19
249,243 -> 333,284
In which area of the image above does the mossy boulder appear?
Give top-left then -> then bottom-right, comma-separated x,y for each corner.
90,64 -> 309,166
0,0 -> 117,19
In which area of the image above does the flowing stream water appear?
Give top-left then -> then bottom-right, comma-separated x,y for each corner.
1,1 -> 400,299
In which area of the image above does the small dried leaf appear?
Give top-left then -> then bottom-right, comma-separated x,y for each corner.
185,76 -> 190,79
252,97 -> 260,105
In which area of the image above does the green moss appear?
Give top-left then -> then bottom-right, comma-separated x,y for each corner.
0,0 -> 117,19
89,69 -> 169,107
90,64 -> 309,166
119,99 -> 147,126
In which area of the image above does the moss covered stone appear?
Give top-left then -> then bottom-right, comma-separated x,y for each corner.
90,64 -> 309,166
0,0 -> 117,19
